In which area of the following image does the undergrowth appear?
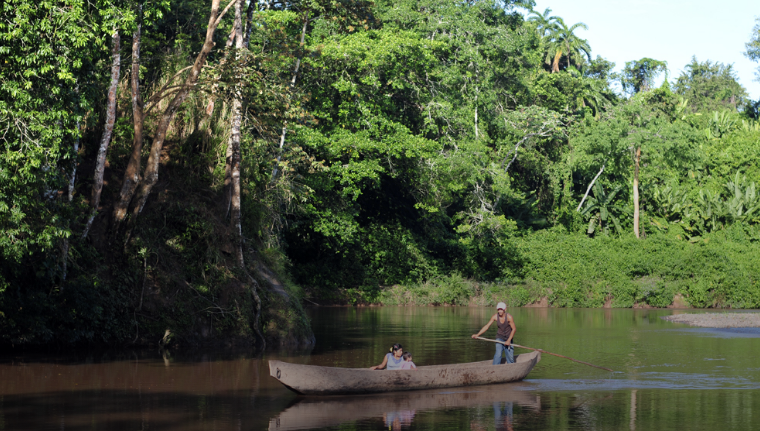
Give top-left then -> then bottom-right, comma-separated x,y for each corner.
321,225 -> 760,309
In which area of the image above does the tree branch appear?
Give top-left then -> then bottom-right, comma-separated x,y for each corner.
577,162 -> 605,211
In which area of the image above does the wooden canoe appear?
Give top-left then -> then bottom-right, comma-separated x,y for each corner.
269,350 -> 540,395
269,383 -> 541,431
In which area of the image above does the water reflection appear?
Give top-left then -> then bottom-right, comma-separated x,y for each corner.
0,351 -> 289,431
630,389 -> 637,431
268,384 -> 539,431
384,410 -> 415,430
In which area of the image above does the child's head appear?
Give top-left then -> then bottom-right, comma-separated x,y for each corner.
403,352 -> 412,361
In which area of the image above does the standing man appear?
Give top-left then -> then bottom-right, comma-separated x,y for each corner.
472,302 -> 516,364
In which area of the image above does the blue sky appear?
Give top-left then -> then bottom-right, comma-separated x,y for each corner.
526,0 -> 760,100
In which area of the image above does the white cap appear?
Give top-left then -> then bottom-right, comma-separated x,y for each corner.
496,302 -> 506,311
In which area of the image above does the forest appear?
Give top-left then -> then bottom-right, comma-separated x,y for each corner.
2,0 -> 760,347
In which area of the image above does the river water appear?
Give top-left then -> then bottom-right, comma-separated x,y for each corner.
2,307 -> 760,430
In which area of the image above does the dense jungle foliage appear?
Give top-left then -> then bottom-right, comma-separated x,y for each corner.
2,0 -> 760,346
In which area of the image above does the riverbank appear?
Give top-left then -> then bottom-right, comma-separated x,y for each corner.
662,313 -> 760,327
309,228 -> 760,309
309,274 -> 694,308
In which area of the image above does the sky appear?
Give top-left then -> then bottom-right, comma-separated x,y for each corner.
526,0 -> 760,100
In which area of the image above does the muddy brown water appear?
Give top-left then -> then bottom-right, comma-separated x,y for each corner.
2,307 -> 760,430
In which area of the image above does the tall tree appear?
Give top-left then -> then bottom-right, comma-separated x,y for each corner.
228,0 -> 245,267
114,0 -> 235,223
571,88 -> 702,238
113,3 -> 145,228
621,58 -> 668,94
0,0 -> 95,270
270,10 -> 310,182
224,0 -> 266,348
544,17 -> 590,73
82,29 -> 120,239
527,7 -> 558,37
673,57 -> 747,113
270,0 -> 375,182
81,0 -> 143,238
746,17 -> 760,77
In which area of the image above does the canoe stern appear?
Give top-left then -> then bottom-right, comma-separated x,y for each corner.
270,360 -> 304,394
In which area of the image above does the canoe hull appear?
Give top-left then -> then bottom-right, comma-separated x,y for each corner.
269,351 -> 540,395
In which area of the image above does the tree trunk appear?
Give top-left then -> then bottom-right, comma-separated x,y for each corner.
243,0 -> 255,47
204,27 -> 237,130
552,49 -> 562,73
68,119 -> 80,203
113,8 -> 144,225
223,131 -> 234,217
214,29 -> 239,218
61,119 -> 81,282
230,106 -> 243,264
226,0 -> 265,348
128,0 -> 234,218
83,29 -> 120,239
633,146 -> 641,238
577,163 -> 605,211
271,15 -> 308,183
474,106 -> 478,139
229,0 -> 244,266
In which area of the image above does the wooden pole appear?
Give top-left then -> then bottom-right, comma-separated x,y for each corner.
475,337 -> 615,372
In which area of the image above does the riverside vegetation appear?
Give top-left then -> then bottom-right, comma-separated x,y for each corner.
2,0 -> 760,347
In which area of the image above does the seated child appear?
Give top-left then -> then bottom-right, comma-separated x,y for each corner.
399,352 -> 417,370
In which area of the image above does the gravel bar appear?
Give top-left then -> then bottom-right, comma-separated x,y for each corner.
661,313 -> 760,328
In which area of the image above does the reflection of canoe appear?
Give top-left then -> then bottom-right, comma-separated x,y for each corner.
268,383 -> 541,431
269,351 -> 540,395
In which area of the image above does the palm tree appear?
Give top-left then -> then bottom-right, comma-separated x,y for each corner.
545,18 -> 591,73
527,8 -> 559,38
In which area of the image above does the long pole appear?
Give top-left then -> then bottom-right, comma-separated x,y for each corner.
475,337 -> 615,372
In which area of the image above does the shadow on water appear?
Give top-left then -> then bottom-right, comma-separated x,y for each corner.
0,389 -> 292,431
0,350 -> 298,431
0,346 -> 302,366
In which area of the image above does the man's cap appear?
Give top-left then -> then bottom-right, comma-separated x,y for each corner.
496,302 -> 507,311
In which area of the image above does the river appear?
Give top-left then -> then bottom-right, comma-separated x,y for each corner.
1,307 -> 759,430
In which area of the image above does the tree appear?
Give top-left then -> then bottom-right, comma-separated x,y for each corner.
527,7 -> 559,37
584,56 -> 616,82
621,58 -> 667,94
82,29 -> 120,239
0,0 -> 96,272
570,88 -> 703,238
567,66 -> 616,116
746,17 -> 760,80
673,57 -> 747,113
113,0 -> 235,226
80,0 -> 146,238
544,17 -> 591,73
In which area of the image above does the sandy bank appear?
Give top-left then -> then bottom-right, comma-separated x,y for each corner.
662,312 -> 760,328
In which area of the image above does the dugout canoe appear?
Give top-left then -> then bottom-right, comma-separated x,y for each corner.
268,383 -> 541,431
268,350 -> 540,395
